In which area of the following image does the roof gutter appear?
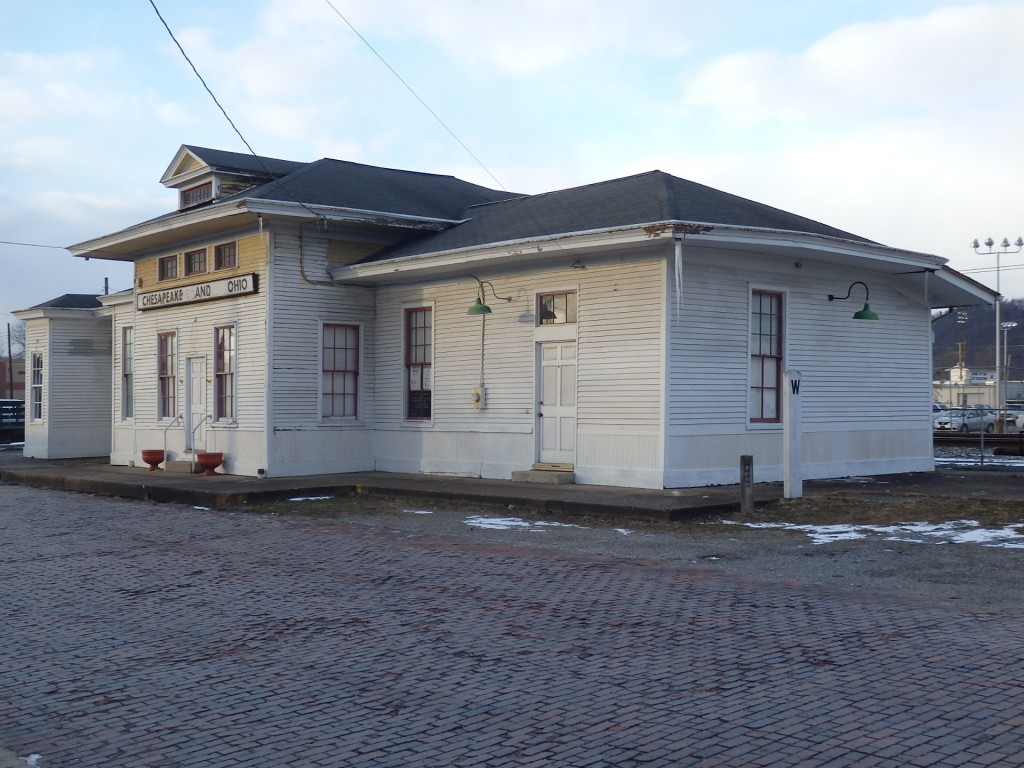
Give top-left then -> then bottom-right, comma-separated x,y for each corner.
329,220 -> 949,284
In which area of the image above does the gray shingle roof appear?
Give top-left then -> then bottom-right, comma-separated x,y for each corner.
361,171 -> 876,262
182,145 -> 305,179
30,294 -> 102,309
241,158 -> 521,220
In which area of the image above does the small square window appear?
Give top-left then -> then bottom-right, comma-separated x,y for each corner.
158,255 -> 178,281
185,248 -> 208,276
214,242 -> 237,270
538,291 -> 577,325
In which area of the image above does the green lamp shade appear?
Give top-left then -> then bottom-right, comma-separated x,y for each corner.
467,297 -> 492,315
852,303 -> 879,321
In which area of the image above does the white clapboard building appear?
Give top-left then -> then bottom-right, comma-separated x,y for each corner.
19,145 -> 994,487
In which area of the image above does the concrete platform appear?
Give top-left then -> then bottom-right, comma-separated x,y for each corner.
3,447 -> 1024,520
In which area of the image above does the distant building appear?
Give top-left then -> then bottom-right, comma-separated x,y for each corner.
0,355 -> 25,400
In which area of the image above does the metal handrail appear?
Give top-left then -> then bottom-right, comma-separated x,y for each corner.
162,415 -> 182,468
190,414 -> 211,473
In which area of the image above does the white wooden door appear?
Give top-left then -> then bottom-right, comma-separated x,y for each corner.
537,342 -> 577,465
185,357 -> 207,451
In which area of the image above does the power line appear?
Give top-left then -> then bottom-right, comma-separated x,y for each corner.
147,0 -> 324,222
320,0 -> 506,192
0,240 -> 66,250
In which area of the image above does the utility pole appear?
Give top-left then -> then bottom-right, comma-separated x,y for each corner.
6,323 -> 13,400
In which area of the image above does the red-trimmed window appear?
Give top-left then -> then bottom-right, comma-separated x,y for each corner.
538,291 -> 577,325
158,332 -> 176,419
405,308 -> 432,420
181,182 -> 212,209
158,255 -> 178,281
214,326 -> 235,421
750,290 -> 783,422
214,242 -> 237,270
322,323 -> 359,418
185,248 -> 207,276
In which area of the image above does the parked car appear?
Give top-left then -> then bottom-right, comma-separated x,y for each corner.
934,407 -> 995,433
932,402 -> 949,413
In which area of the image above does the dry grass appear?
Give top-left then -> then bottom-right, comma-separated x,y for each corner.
245,489 -> 1024,534
751,493 -> 1024,527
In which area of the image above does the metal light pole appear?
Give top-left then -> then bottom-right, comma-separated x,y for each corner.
1003,321 -> 1018,409
972,237 -> 1024,431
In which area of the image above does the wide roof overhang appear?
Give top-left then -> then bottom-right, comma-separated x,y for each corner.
66,198 -> 460,261
328,221 -> 995,309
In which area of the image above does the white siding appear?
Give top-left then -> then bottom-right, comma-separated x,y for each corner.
371,252 -> 666,485
266,229 -> 376,476
22,312 -> 111,459
21,320 -> 48,458
665,247 -> 934,486
121,231 -> 269,475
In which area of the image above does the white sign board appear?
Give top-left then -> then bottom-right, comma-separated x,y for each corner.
137,273 -> 258,311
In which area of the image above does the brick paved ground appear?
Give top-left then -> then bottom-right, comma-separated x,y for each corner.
1,486 -> 1023,768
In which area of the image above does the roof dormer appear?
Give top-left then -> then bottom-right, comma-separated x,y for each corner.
160,145 -> 306,211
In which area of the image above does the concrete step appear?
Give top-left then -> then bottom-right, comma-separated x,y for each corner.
165,460 -> 201,474
511,470 -> 575,485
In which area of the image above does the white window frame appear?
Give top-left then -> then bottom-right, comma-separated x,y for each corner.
320,321 -> 361,421
403,304 -> 434,424
122,326 -> 134,421
213,324 -> 236,423
30,352 -> 43,421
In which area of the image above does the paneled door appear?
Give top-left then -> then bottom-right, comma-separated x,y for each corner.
537,342 -> 577,465
185,356 -> 207,452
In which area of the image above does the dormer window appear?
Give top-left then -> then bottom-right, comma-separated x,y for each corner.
180,181 -> 213,209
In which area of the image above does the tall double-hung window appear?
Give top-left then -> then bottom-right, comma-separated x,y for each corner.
122,327 -> 134,419
158,332 -> 176,419
405,308 -> 432,420
750,290 -> 783,423
214,326 -> 235,421
30,353 -> 43,420
322,323 -> 359,418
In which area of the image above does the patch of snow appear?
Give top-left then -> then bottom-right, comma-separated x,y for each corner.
725,518 -> 1024,549
23,755 -> 42,767
193,506 -> 210,511
287,496 -> 333,502
614,528 -> 633,536
464,515 -> 587,532
405,509 -> 434,515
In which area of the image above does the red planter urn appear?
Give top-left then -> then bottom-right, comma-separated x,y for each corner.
141,449 -> 165,471
196,452 -> 224,476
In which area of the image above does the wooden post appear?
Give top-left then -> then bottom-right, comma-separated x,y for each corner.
739,455 -> 754,514
783,369 -> 803,499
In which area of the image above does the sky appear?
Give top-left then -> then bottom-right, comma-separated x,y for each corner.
2,0 -> 1024,342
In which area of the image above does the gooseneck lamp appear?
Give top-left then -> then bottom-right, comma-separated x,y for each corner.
828,281 -> 879,320
466,276 -> 512,315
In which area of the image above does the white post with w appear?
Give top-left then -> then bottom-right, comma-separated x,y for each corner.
783,369 -> 803,499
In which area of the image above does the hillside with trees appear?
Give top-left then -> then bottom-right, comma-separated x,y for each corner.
932,298 -> 1024,381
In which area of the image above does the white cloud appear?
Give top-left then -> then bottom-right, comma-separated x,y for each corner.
684,4 -> 1024,127
368,0 -> 690,77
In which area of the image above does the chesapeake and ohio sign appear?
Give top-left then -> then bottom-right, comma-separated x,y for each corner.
137,273 -> 259,310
